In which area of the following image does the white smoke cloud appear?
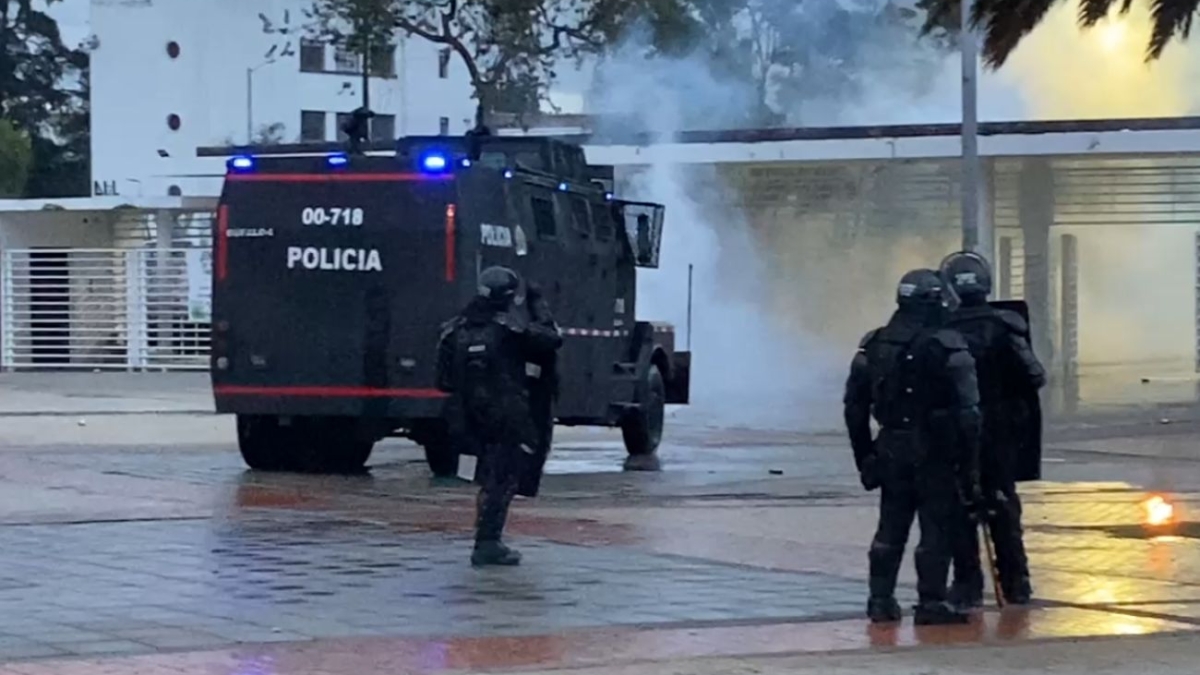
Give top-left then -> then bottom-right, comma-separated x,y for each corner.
576,0 -> 1200,429
587,35 -> 845,431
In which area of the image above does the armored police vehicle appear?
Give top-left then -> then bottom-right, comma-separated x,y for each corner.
205,134 -> 691,476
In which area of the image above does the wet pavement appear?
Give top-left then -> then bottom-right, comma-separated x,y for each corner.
0,377 -> 1197,671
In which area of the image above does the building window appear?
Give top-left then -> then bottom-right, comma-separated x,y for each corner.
300,110 -> 326,142
571,197 -> 591,236
336,112 -> 353,142
591,202 -> 614,241
531,196 -> 556,239
438,116 -> 450,135
299,39 -> 324,73
333,46 -> 360,73
370,114 -> 395,143
369,44 -> 396,78
438,49 -> 451,78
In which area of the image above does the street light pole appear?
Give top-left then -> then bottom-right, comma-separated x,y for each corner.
960,0 -> 989,261
246,58 -> 277,145
246,67 -> 253,144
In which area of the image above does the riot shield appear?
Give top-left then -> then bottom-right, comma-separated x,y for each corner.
516,396 -> 553,497
989,300 -> 1044,482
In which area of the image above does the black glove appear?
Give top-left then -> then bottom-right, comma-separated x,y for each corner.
859,455 -> 881,492
526,283 -> 554,324
958,481 -> 985,522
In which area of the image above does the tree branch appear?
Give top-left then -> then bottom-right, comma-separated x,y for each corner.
394,15 -> 444,44
395,0 -> 485,121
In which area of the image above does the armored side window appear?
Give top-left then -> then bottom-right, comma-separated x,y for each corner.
531,196 -> 557,239
590,202 -> 614,241
570,197 -> 591,236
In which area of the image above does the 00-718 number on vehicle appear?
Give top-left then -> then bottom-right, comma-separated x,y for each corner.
301,207 -> 364,226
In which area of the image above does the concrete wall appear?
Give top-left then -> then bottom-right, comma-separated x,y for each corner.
0,211 -> 116,250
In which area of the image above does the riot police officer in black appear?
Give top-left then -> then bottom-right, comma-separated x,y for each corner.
436,266 -> 564,566
940,251 -> 1047,608
844,269 -> 984,625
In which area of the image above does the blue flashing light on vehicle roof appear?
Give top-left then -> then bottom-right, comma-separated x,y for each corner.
503,169 -> 513,179
227,155 -> 255,171
460,158 -> 472,168
420,153 -> 448,172
326,153 -> 349,168
558,182 -> 568,191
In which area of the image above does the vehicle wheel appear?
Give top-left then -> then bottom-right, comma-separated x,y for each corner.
236,415 -> 293,471
414,421 -> 459,478
293,417 -> 375,474
622,364 -> 665,456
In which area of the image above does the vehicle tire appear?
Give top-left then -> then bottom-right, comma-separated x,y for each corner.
414,421 -> 459,478
236,415 -> 293,471
622,364 -> 665,456
294,417 -> 375,474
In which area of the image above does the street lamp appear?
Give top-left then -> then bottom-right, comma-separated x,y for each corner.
246,58 -> 277,145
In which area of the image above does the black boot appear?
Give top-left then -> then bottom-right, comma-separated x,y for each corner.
914,601 -> 970,626
471,540 -> 521,567
1004,576 -> 1033,605
948,582 -> 983,612
867,596 -> 902,623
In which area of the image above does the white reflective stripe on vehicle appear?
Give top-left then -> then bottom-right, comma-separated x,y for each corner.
560,328 -> 632,337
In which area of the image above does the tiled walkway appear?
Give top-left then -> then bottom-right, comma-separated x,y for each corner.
0,417 -> 1195,672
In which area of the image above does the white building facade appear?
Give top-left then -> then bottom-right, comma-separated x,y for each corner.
88,0 -> 477,199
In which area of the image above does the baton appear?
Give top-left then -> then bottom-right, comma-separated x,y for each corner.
981,520 -> 1006,608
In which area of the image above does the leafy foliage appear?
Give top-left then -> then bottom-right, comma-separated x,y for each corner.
0,117 -> 31,197
0,0 -> 89,197
308,0 -> 948,128
309,0 -> 668,122
630,0 -> 941,126
306,0 -> 399,66
918,0 -> 1200,68
253,122 -> 288,145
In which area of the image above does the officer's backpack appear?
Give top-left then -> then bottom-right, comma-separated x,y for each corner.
453,319 -> 507,429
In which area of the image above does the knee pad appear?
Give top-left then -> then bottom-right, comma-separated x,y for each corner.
914,543 -> 943,561
870,540 -> 903,560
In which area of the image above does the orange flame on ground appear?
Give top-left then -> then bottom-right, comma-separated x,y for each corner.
1144,495 -> 1175,527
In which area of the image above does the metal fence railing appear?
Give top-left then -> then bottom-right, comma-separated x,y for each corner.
1,248 -> 211,371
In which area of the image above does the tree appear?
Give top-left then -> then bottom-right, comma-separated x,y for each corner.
0,118 -> 31,197
1,0 -> 89,197
308,0 -> 661,126
918,0 -> 1200,68
627,0 -> 942,127
254,122 -> 288,145
306,0 -> 398,110
25,45 -> 88,197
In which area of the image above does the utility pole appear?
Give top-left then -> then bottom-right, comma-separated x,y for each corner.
360,23 -> 371,116
960,0 -> 990,262
246,58 -> 276,145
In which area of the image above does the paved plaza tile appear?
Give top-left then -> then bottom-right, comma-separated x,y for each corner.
0,607 -> 1192,675
0,514 -> 872,660
0,408 -> 1194,671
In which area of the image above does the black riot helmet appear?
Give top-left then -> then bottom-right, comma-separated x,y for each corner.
476,266 -> 522,310
895,268 -> 949,308
939,250 -> 993,304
